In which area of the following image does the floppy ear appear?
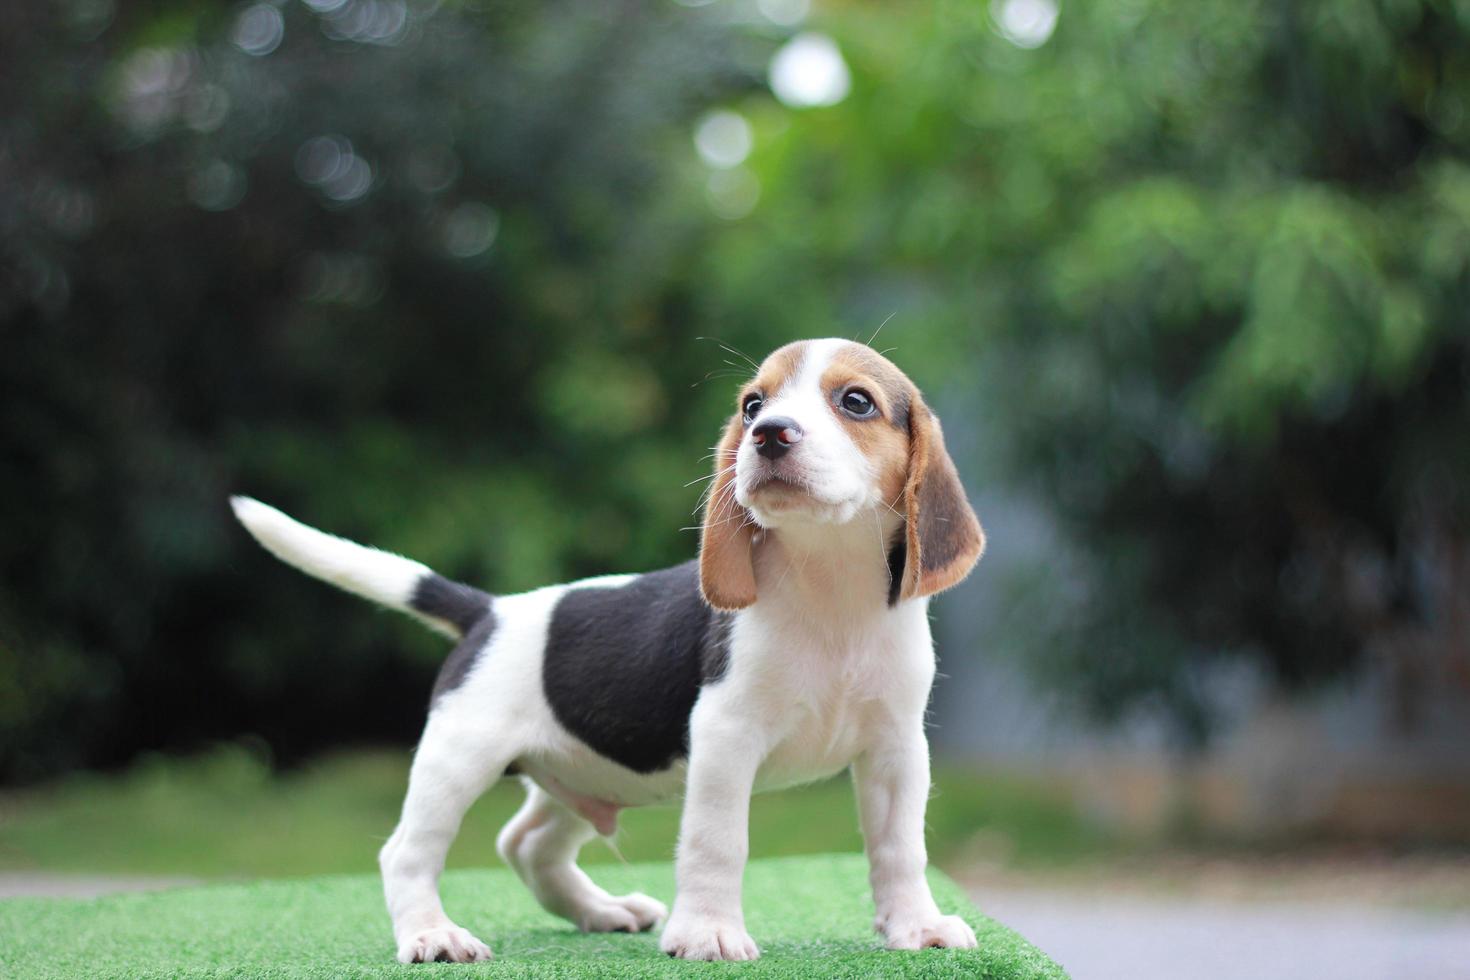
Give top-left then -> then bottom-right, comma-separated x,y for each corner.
699,413 -> 757,610
899,398 -> 985,600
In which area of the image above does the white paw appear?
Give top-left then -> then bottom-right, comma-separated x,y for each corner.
396,923 -> 493,964
659,913 -> 760,961
882,913 -> 978,951
577,892 -> 668,933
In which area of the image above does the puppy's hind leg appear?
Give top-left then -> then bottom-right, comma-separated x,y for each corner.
497,783 -> 667,933
379,715 -> 515,964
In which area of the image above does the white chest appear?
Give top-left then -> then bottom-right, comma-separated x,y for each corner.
731,599 -> 935,791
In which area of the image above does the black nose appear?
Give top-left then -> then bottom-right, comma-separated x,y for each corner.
752,416 -> 803,460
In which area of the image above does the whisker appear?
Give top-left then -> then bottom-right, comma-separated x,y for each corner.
693,471 -> 741,516
872,509 -> 893,593
867,311 -> 897,347
690,369 -> 751,389
716,343 -> 760,372
694,336 -> 761,373
686,462 -> 737,489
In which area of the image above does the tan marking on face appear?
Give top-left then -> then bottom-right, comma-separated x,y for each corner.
820,344 -> 917,508
739,341 -> 808,407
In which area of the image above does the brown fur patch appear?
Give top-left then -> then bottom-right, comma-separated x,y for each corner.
739,341 -> 807,405
698,411 -> 757,609
821,344 -> 917,508
900,404 -> 986,599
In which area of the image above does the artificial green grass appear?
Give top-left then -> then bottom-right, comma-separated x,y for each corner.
0,854 -> 1066,979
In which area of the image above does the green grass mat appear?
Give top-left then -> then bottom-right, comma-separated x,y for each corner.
0,854 -> 1066,979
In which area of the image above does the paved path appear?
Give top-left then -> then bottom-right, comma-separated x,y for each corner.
969,885 -> 1470,980
0,873 -> 197,899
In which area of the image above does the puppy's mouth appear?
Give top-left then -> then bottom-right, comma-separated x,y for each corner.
748,472 -> 803,492
742,473 -> 863,527
741,467 -> 856,526
744,469 -> 812,503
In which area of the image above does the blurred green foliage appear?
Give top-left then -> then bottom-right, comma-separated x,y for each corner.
697,0 -> 1470,743
2,0 -> 1467,778
1,0 -> 760,779
0,745 -> 1102,878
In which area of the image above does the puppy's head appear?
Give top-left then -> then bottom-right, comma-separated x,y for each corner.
699,338 -> 984,610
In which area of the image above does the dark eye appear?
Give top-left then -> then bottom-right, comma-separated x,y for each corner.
840,388 -> 876,418
742,393 -> 764,422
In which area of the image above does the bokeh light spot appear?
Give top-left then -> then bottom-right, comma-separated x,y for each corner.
184,83 -> 231,133
117,47 -> 196,131
693,110 -> 753,170
769,33 -> 851,108
322,155 -> 372,201
706,168 -> 760,220
756,0 -> 809,27
64,0 -> 115,40
294,135 -> 373,203
295,135 -> 350,184
320,0 -> 409,46
443,202 -> 500,258
990,0 -> 1059,49
189,160 -> 248,211
232,4 -> 285,57
406,144 -> 461,194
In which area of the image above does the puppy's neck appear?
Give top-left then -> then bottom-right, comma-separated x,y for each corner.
751,508 -> 905,616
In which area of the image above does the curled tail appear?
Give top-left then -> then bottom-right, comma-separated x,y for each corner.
230,496 -> 490,639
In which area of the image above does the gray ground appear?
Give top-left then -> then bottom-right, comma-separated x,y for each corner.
967,883 -> 1470,980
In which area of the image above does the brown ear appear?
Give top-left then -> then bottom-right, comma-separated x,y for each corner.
699,413 -> 757,610
899,399 -> 985,600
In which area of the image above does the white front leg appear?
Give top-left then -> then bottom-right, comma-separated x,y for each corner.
853,723 -> 978,951
659,704 -> 767,961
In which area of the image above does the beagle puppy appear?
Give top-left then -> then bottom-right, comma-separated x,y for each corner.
231,337 -> 985,963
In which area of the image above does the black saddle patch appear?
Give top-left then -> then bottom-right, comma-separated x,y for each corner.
543,561 -> 732,774
411,573 -> 492,635
416,572 -> 496,706
430,610 -> 498,705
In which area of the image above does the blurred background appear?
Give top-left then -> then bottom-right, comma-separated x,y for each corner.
2,0 -> 1468,976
